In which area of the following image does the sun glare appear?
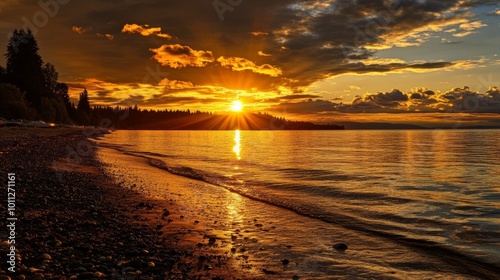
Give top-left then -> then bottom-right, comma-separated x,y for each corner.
231,100 -> 243,112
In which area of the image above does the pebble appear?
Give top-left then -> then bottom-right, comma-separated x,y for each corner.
292,276 -> 300,280
281,259 -> 290,265
77,272 -> 96,279
162,209 -> 170,217
333,243 -> 348,250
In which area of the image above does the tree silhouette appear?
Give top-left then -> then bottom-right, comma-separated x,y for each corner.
42,62 -> 58,97
77,89 -> 91,115
0,65 -> 5,83
55,82 -> 72,111
5,29 -> 44,109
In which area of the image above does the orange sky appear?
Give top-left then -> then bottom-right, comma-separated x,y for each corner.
1,0 -> 499,127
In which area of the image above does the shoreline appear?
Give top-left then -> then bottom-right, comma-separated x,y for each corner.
0,127 -> 241,279
1,127 -> 499,279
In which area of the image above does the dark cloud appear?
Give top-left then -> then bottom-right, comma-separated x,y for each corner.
0,0 -> 497,106
267,86 -> 500,115
269,99 -> 338,114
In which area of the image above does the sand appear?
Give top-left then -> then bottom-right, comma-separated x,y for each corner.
0,127 -> 247,279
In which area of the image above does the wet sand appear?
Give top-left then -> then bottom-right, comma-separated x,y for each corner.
0,127 -> 241,279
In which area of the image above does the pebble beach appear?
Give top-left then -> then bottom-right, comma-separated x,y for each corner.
0,128 -> 240,280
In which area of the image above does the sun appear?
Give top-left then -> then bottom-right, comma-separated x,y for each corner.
231,100 -> 243,112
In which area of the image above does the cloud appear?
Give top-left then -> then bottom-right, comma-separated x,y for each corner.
217,56 -> 283,77
97,33 -> 114,40
349,85 -> 361,90
150,44 -> 215,69
72,26 -> 92,34
269,99 -> 337,114
251,32 -> 269,37
1,0 -> 496,102
159,78 -> 195,90
258,51 -> 271,57
453,21 -> 487,37
121,23 -> 172,39
268,86 -> 500,115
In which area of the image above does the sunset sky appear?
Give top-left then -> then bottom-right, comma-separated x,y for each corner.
1,0 -> 499,126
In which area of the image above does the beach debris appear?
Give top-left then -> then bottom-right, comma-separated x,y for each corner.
333,242 -> 348,251
208,236 -> 217,245
162,209 -> 170,218
281,258 -> 290,265
262,268 -> 277,274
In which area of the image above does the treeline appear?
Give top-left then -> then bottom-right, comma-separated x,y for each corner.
92,107 -> 344,130
0,29 -> 92,124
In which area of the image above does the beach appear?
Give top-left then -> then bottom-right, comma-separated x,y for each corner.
0,128 -> 245,280
1,128 -> 499,280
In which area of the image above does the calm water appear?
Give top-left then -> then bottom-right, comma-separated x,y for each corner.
98,130 -> 500,278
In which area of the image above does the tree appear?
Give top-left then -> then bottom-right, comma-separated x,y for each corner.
77,89 -> 91,114
42,62 -> 58,97
5,29 -> 44,109
0,66 -> 5,83
55,82 -> 71,110
0,83 -> 35,119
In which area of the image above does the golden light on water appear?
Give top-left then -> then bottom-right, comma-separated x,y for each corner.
233,129 -> 241,160
231,100 -> 243,112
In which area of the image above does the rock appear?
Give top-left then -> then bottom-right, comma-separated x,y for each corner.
292,276 -> 300,280
137,202 -> 145,207
129,258 -> 144,268
281,259 -> 290,265
77,272 -> 96,279
41,253 -> 52,260
333,243 -> 348,250
262,268 -> 277,274
147,261 -> 155,267
0,275 -> 11,280
208,237 -> 216,245
162,209 -> 170,218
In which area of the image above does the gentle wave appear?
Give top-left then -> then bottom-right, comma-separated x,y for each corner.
143,156 -> 500,278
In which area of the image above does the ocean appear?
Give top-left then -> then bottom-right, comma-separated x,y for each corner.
96,130 -> 500,279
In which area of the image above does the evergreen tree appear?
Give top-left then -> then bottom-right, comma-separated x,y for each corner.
55,82 -> 71,111
77,88 -> 91,115
5,29 -> 44,109
0,65 -> 5,83
42,62 -> 58,97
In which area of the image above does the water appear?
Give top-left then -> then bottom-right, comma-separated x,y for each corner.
97,130 -> 500,279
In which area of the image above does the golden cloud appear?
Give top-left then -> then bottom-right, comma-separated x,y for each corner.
72,26 -> 92,34
97,33 -> 114,40
217,56 -> 283,77
122,23 -> 172,39
159,78 -> 195,89
258,51 -> 271,57
150,44 -> 215,69
453,21 -> 487,37
251,31 -> 269,36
